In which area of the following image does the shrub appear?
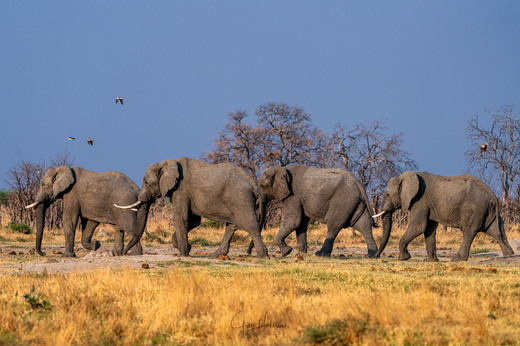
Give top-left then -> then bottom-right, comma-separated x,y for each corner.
200,220 -> 221,228
7,222 -> 33,234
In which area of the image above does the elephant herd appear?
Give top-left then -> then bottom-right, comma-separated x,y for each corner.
25,157 -> 515,262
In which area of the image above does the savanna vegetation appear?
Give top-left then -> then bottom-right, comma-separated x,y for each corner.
1,205 -> 520,345
1,103 -> 520,344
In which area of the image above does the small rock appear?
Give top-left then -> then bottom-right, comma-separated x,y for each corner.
141,263 -> 150,269
509,238 -> 520,252
18,251 -> 24,255
52,250 -> 63,255
83,246 -> 114,259
235,257 -> 245,261
28,249 -> 36,255
296,253 -> 304,261
219,255 -> 230,261
338,254 -> 346,258
8,251 -> 17,255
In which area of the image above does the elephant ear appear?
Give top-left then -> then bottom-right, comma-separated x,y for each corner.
399,171 -> 419,210
52,166 -> 75,198
159,160 -> 180,197
273,167 -> 291,202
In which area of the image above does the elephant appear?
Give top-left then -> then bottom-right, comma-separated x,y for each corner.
115,157 -> 269,258
373,171 -> 515,261
25,166 -> 148,257
249,164 -> 379,258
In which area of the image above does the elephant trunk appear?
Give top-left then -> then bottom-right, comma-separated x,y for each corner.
34,202 -> 49,256
375,211 -> 392,258
123,202 -> 151,255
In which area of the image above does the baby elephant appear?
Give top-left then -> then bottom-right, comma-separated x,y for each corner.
374,171 -> 514,261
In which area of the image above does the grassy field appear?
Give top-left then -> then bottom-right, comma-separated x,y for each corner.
1,209 -> 520,345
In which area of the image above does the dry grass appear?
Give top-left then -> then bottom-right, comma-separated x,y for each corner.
1,261 -> 519,345
1,207 -> 520,344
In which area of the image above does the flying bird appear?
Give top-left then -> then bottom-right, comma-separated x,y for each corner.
115,97 -> 124,105
87,138 -> 94,146
67,136 -> 75,140
480,143 -> 488,154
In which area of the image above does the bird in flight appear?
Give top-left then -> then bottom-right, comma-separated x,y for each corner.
87,138 -> 94,146
67,136 -> 75,141
480,143 -> 488,154
116,97 -> 124,105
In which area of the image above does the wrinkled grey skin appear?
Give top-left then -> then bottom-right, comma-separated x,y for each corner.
27,166 -> 147,257
376,171 -> 515,261
255,165 -> 378,258
122,157 -> 269,258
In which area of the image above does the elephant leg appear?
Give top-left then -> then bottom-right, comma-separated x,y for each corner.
424,221 -> 439,262
295,216 -> 309,253
171,214 -> 199,254
211,223 -> 238,258
453,228 -> 478,261
127,237 -> 143,256
62,208 -> 80,257
173,215 -> 190,256
81,219 -> 100,251
275,200 -> 303,257
398,213 -> 428,261
352,210 -> 378,258
246,227 -> 269,259
484,218 -> 514,256
113,229 -> 125,256
316,223 -> 342,257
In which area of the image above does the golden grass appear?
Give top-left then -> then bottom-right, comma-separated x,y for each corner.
2,207 -> 520,345
1,261 -> 519,345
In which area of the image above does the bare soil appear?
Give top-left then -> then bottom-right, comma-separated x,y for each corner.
1,242 -> 519,274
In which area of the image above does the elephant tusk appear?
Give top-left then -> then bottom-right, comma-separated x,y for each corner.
25,202 -> 40,210
114,201 -> 142,210
372,211 -> 386,218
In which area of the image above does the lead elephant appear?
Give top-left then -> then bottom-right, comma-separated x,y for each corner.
25,166 -> 147,257
116,157 -> 269,258
250,164 -> 378,258
374,171 -> 514,261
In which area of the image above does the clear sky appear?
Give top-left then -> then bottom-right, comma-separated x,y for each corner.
1,2 -> 519,189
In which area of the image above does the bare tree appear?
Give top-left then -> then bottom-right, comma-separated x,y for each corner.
331,120 -> 418,211
465,105 -> 520,201
4,161 -> 46,227
203,103 -> 330,179
4,151 -> 75,231
203,110 -> 265,179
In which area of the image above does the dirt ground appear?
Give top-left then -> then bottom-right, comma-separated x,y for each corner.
1,241 -> 519,274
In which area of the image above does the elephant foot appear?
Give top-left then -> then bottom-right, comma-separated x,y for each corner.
210,250 -> 227,258
62,251 -> 76,258
366,249 -> 378,258
398,252 -> 411,261
127,248 -> 143,256
424,257 -> 439,262
279,246 -> 293,257
315,249 -> 331,257
83,241 -> 101,252
112,249 -> 123,256
37,250 -> 46,256
256,252 -> 270,259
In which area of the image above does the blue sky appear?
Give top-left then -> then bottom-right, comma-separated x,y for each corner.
1,2 -> 519,189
